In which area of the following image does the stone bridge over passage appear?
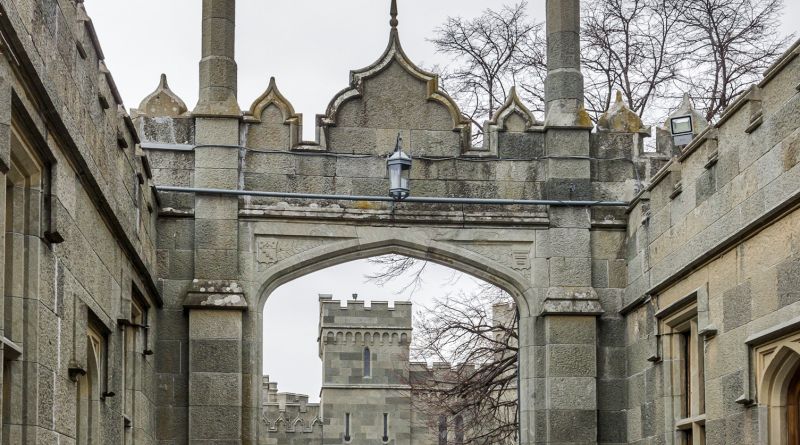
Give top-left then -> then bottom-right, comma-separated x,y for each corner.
140,0 -> 664,443
1,0 -> 797,442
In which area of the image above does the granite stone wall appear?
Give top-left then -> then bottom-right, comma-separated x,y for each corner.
0,1 -> 160,445
624,40 -> 800,445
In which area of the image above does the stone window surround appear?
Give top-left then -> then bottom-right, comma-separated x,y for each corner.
658,298 -> 707,445
364,346 -> 372,379
78,320 -> 106,445
2,119 -> 46,442
121,292 -> 148,434
746,317 -> 800,445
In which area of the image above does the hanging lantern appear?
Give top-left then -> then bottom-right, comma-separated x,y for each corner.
387,134 -> 412,201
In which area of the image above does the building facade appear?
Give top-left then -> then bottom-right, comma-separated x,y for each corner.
0,0 -> 797,444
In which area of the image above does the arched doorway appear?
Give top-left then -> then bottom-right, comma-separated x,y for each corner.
758,343 -> 800,445
789,367 -> 800,444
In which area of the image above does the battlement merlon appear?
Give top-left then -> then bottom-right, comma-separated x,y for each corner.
318,296 -> 413,330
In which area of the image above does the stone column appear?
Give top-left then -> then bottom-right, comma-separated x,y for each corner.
187,0 -> 245,443
185,284 -> 247,445
535,1 -> 602,444
194,0 -> 240,117
543,0 -> 591,128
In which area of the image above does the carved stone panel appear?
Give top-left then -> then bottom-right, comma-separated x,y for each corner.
451,242 -> 533,276
256,236 -> 331,271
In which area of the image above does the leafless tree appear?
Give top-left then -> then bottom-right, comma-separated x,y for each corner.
366,256 -> 519,444
410,286 -> 519,445
429,1 -> 546,140
676,0 -> 792,121
433,0 -> 792,130
581,0 -> 687,122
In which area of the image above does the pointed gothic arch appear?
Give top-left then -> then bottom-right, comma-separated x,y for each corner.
252,228 -> 535,440
757,341 -> 800,444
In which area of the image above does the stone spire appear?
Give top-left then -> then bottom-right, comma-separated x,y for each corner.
193,0 -> 240,117
543,0 -> 591,128
390,0 -> 398,28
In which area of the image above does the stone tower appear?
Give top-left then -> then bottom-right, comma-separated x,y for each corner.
318,296 -> 413,444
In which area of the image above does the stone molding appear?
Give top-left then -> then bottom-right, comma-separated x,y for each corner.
183,279 -> 247,310
321,330 -> 410,346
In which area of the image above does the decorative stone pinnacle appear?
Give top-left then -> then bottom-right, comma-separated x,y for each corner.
680,92 -> 692,109
597,89 -> 649,134
661,92 -> 708,133
390,0 -> 398,28
136,73 -> 188,118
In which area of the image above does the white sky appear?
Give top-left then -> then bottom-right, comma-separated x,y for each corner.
85,0 -> 797,401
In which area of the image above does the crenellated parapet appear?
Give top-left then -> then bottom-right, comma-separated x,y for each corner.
318,295 -> 413,330
261,376 -> 323,436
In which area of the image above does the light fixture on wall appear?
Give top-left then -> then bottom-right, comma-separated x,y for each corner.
387,134 -> 412,201
670,115 -> 694,146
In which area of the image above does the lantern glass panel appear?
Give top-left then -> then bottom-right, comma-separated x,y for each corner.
671,116 -> 693,135
389,164 -> 403,191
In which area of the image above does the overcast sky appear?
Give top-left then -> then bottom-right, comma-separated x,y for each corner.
85,0 -> 797,401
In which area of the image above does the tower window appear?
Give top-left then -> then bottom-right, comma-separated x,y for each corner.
455,415 -> 464,445
438,415 -> 447,445
344,412 -> 351,442
363,347 -> 371,378
382,413 -> 389,442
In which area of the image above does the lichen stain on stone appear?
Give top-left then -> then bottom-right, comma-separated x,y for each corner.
201,294 -> 243,306
354,201 -> 380,210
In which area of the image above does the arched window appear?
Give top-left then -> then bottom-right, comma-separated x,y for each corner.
363,347 -> 371,378
454,415 -> 464,445
344,412 -> 352,442
438,415 -> 447,445
78,326 -> 104,445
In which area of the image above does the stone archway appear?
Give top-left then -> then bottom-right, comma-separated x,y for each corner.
243,225 -> 538,443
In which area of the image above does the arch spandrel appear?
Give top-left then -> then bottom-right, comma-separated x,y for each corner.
321,29 -> 471,155
248,225 -> 536,317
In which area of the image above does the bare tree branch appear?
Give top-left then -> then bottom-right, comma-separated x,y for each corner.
429,2 -> 546,143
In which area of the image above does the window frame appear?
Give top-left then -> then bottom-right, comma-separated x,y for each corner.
363,347 -> 371,379
660,301 -> 706,445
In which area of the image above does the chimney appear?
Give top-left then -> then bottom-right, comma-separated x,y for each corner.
193,0 -> 240,116
543,0 -> 591,128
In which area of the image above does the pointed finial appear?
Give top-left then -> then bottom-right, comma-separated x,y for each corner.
681,92 -> 692,108
615,90 -> 624,104
390,0 -> 398,28
137,73 -> 188,117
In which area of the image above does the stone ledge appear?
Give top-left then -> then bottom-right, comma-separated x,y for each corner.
183,279 -> 248,310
